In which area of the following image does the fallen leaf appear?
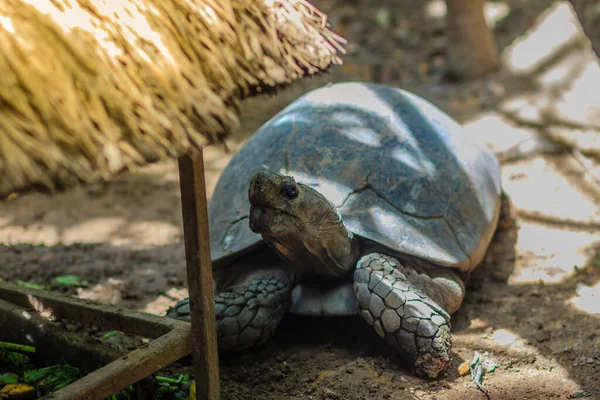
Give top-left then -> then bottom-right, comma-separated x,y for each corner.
0,384 -> 35,400
55,275 -> 88,287
458,361 -> 470,376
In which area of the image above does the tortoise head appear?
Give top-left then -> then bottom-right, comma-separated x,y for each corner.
248,171 -> 358,279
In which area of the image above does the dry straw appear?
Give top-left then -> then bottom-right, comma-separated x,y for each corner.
0,0 -> 344,197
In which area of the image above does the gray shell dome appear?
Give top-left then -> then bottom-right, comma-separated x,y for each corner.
209,82 -> 501,271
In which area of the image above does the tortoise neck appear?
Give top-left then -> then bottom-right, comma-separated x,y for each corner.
264,215 -> 360,279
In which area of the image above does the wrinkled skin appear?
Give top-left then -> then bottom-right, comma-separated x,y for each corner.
249,172 -> 359,281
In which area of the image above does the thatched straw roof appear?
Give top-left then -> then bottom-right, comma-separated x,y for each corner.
0,0 -> 344,197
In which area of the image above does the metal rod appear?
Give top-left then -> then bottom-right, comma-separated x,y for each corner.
178,151 -> 220,400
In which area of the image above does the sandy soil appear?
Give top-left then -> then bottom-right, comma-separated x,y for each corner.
1,1 -> 600,399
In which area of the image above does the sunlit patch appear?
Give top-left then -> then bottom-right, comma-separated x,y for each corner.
503,2 -> 581,74
502,156 -> 600,227
484,2 -> 510,27
142,287 -> 188,315
425,1 -> 509,27
537,51 -> 588,88
463,112 -> 538,153
469,317 -> 487,329
570,282 -> 600,314
425,0 -> 446,19
500,97 -> 542,122
548,61 -> 600,124
509,221 -> 598,284
61,217 -> 123,244
188,3 -> 219,25
492,329 -> 520,346
0,225 -> 60,246
390,148 -> 428,174
26,295 -> 54,320
512,265 -> 572,284
331,126 -> 381,147
125,221 -> 180,246
223,233 -> 235,249
21,0 -> 175,63
77,278 -> 124,304
0,15 -> 14,33
282,170 -> 353,208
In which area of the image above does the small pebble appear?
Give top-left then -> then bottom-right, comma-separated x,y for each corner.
569,391 -> 592,398
457,361 -> 470,376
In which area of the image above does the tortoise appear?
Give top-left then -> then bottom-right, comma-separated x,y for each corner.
168,82 -> 501,378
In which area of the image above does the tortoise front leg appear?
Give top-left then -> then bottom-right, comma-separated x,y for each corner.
353,253 -> 466,378
168,267 -> 292,351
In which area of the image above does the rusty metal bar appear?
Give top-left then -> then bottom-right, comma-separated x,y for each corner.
178,151 -> 221,400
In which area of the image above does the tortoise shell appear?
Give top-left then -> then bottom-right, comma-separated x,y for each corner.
209,82 -> 501,271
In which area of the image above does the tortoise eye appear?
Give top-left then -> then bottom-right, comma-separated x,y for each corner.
280,184 -> 299,200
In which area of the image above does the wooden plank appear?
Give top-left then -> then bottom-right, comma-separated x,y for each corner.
48,325 -> 192,399
0,281 -> 175,338
0,298 -> 122,370
178,151 -> 221,400
0,281 -> 194,399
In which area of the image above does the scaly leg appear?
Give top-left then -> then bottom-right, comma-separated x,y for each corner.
167,267 -> 292,351
354,253 -> 466,378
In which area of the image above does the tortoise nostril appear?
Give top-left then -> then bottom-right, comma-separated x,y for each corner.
251,172 -> 268,188
249,173 -> 266,202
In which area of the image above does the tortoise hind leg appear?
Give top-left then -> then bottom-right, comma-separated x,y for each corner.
354,253 -> 466,378
168,267 -> 292,351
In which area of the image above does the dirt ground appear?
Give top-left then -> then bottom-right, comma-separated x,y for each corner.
1,0 -> 600,399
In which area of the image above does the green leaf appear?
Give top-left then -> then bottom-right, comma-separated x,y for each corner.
55,275 -> 88,287
0,373 -> 19,385
101,330 -> 118,340
16,280 -> 46,290
0,342 -> 36,353
24,364 -> 80,393
0,350 -> 30,367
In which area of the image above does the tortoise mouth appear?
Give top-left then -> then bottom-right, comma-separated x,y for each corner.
248,205 -> 299,235
248,205 -> 267,233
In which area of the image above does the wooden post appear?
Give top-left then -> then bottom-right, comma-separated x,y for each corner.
178,151 -> 220,400
445,0 -> 500,78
